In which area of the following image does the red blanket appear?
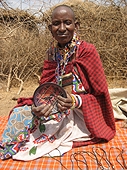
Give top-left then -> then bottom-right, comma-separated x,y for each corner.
0,117 -> 126,170
9,41 -> 115,146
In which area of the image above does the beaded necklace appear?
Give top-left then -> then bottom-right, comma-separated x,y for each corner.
54,33 -> 80,86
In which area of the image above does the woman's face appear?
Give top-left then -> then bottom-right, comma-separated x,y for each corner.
49,7 -> 77,47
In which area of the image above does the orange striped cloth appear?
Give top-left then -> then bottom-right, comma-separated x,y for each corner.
0,116 -> 127,170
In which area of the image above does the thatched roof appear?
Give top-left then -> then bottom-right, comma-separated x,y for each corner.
0,8 -> 40,31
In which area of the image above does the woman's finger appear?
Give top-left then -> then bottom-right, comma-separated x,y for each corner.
32,104 -> 53,117
57,93 -> 73,111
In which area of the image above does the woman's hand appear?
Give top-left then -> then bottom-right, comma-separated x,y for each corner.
57,93 -> 73,112
32,92 -> 73,117
31,104 -> 53,117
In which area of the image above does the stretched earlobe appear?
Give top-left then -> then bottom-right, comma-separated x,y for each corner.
75,21 -> 80,30
74,19 -> 80,29
48,24 -> 52,32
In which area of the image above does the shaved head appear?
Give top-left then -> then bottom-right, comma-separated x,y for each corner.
52,5 -> 75,21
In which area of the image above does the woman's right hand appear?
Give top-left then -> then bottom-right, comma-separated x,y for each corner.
31,104 -> 53,118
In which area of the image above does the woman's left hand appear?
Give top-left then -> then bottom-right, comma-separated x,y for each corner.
57,93 -> 73,112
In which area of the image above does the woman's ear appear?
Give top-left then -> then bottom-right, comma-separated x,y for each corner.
48,24 -> 52,32
75,21 -> 80,30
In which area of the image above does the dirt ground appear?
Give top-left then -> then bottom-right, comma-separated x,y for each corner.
0,81 -> 39,116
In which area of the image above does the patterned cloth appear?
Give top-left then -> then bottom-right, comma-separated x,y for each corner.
2,105 -> 32,143
0,109 -> 91,161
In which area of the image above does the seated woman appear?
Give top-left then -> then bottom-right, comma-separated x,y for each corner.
0,5 -> 116,161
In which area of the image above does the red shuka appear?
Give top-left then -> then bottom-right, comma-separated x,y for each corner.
11,41 -> 116,147
40,41 -> 116,146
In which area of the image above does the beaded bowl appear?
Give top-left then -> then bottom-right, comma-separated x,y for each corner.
33,82 -> 67,114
